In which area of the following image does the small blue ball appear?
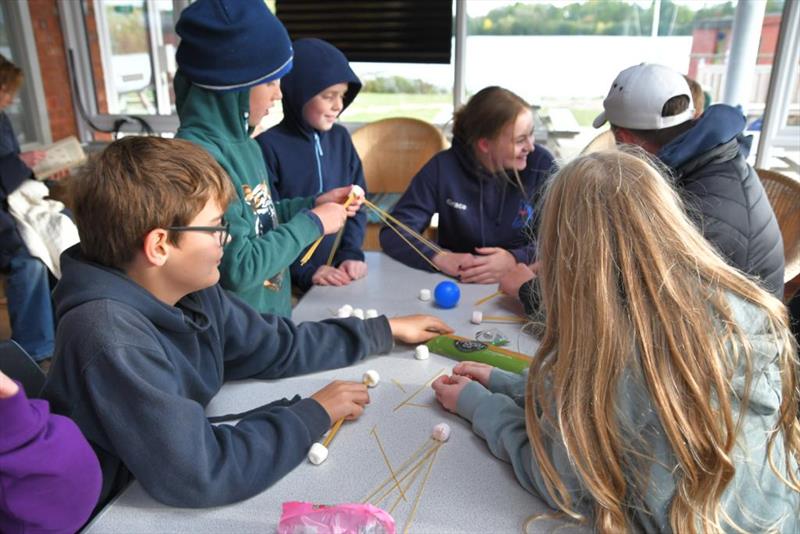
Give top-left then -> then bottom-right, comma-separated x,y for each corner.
434,281 -> 460,309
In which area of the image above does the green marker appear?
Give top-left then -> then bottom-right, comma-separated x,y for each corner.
426,335 -> 531,374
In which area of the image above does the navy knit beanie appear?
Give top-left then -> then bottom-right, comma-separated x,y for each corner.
175,0 -> 293,92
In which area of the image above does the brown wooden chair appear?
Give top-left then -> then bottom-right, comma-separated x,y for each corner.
756,168 -> 800,300
580,129 -> 616,155
351,118 -> 449,250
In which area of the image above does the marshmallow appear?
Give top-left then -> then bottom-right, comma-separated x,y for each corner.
365,308 -> 378,319
419,289 -> 431,301
351,184 -> 365,198
471,310 -> 483,325
414,345 -> 430,360
352,308 -> 365,319
432,422 -> 451,442
337,306 -> 353,318
362,370 -> 380,387
308,442 -> 329,465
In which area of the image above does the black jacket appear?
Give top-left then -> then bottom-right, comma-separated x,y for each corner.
659,105 -> 784,298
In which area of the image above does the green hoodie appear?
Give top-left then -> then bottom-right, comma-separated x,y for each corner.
174,72 -> 321,317
456,292 -> 799,532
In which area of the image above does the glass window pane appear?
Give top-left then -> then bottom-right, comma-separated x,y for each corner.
97,0 -> 177,116
342,63 -> 454,125
0,3 -> 38,146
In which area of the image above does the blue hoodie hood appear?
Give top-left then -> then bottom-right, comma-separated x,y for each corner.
279,38 -> 362,136
54,245 -> 209,334
658,104 -> 749,170
255,39 -> 367,291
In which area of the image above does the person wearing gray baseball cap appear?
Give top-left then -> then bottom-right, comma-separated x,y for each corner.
595,63 -> 784,299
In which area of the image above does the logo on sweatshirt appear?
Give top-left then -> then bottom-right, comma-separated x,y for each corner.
242,181 -> 283,291
446,198 -> 467,211
512,200 -> 534,229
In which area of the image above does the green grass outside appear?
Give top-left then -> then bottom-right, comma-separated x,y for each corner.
341,92 -> 452,123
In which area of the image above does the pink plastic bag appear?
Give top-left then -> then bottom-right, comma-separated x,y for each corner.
277,501 -> 395,534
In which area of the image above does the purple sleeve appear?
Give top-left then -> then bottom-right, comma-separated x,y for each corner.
0,383 -> 102,533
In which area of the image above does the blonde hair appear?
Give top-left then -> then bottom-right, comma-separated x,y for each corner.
526,148 -> 799,532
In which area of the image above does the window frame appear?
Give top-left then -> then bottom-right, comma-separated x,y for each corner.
4,0 -> 51,149
57,0 -> 188,139
756,0 -> 800,167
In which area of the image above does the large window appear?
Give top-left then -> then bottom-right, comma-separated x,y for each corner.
458,0 -> 794,161
95,0 -> 177,116
0,1 -> 49,148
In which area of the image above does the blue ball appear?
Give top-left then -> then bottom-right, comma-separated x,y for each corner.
434,281 -> 460,309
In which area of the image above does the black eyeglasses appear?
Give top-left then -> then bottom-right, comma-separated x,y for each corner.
167,219 -> 230,246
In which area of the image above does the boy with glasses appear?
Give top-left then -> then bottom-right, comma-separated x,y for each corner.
43,136 -> 451,509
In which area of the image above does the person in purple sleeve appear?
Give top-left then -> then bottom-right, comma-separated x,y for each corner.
0,369 -> 101,533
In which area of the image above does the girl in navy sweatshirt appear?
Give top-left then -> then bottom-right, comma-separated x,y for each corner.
380,86 -> 555,283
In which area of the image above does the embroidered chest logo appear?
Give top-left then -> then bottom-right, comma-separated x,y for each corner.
511,200 -> 534,229
242,181 -> 283,291
446,198 -> 467,211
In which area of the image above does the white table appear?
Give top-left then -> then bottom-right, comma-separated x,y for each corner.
83,253 -> 585,533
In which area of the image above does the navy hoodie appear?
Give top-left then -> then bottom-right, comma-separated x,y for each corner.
658,104 -> 784,297
43,245 -> 393,508
380,137 -> 555,271
0,112 -> 31,269
257,39 -> 366,291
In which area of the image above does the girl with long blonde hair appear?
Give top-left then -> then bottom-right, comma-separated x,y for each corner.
433,149 -> 799,532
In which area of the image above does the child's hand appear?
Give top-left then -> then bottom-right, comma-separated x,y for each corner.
431,374 -> 472,413
387,314 -> 453,344
310,203 -> 347,235
0,370 -> 20,399
458,247 -> 516,284
316,185 -> 353,207
340,260 -> 367,280
20,150 -> 46,169
312,265 -> 352,286
311,380 -> 370,423
498,262 -> 536,297
433,251 -> 476,278
452,361 -> 492,387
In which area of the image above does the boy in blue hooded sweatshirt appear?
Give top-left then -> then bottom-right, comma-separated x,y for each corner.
43,137 -> 451,510
257,39 -> 368,291
174,0 -> 360,317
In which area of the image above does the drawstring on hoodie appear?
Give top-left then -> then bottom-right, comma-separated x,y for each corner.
477,177 -> 509,248
313,132 -> 324,193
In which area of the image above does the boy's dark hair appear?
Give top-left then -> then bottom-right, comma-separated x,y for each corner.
71,136 -> 235,268
612,95 -> 694,148
0,54 -> 24,95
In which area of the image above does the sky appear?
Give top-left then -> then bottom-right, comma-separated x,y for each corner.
465,0 -> 738,17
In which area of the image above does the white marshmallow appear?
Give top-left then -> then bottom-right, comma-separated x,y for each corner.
308,442 -> 329,465
337,306 -> 353,318
362,369 -> 380,387
432,422 -> 451,442
414,345 -> 430,360
352,308 -> 365,319
419,289 -> 431,301
351,184 -> 365,198
471,310 -> 483,325
365,308 -> 379,319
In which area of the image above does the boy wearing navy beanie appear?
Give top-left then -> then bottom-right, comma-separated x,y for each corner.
174,0 -> 361,316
